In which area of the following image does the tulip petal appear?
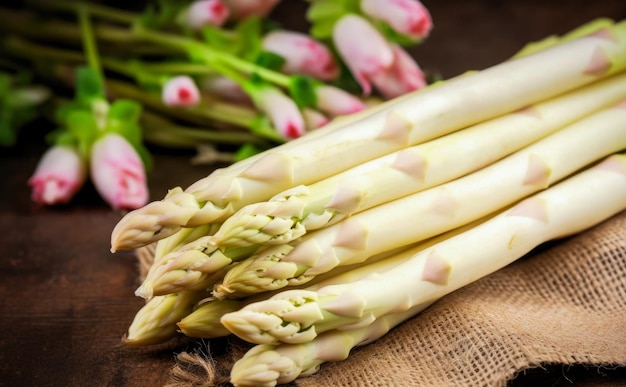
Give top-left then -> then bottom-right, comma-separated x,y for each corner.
361,0 -> 433,40
332,14 -> 394,95
262,30 -> 339,81
28,145 -> 87,205
90,133 -> 149,210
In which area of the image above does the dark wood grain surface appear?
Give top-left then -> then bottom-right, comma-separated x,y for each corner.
1,1 -> 626,386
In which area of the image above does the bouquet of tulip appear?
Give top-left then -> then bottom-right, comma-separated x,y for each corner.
0,0 -> 433,209
109,16 -> 626,386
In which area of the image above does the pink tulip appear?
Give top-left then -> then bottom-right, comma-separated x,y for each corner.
371,44 -> 427,99
28,145 -> 87,205
360,0 -> 433,40
90,133 -> 149,210
200,75 -> 252,104
315,85 -> 366,117
162,76 -> 201,107
185,0 -> 230,30
302,108 -> 329,130
222,0 -> 281,20
332,14 -> 394,95
262,31 -> 339,81
251,87 -> 305,139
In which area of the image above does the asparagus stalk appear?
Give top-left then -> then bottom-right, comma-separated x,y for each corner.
123,290 -> 208,346
209,73 -> 626,247
229,303 -> 430,387
110,20 -> 626,252
214,102 -> 626,297
174,245 -> 420,338
134,235 -> 254,299
220,152 -> 626,345
176,299 -> 240,339
151,223 -> 222,265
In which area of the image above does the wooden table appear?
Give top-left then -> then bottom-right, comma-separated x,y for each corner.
1,1 -> 625,385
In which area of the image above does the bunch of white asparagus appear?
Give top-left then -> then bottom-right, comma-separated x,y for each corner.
112,19 -> 626,386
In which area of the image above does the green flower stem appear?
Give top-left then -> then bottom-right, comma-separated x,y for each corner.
26,0 -> 137,24
103,58 -> 219,77
77,4 -> 103,87
140,110 -> 267,147
1,36 -> 85,64
106,78 -> 282,143
0,35 -> 283,143
132,24 -> 293,88
0,8 -> 137,45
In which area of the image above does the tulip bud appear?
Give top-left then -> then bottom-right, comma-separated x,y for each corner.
28,145 -> 87,205
200,75 -> 251,104
185,0 -> 230,30
315,85 -> 366,117
332,14 -> 394,95
162,76 -> 201,107
302,108 -> 329,131
222,0 -> 281,20
250,86 -> 305,139
90,133 -> 149,210
262,31 -> 339,81
371,44 -> 427,99
360,0 -> 433,40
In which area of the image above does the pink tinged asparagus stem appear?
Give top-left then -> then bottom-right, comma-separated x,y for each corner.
209,72 -> 626,248
220,152 -> 626,345
110,20 -> 626,252
214,101 -> 626,297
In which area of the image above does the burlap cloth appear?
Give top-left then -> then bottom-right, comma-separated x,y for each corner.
167,210 -> 626,386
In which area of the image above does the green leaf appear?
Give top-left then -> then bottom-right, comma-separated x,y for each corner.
65,109 -> 99,157
102,98 -> 152,169
75,67 -> 105,104
201,25 -> 236,52
138,0 -> 187,29
288,76 -> 318,108
233,17 -> 265,60
306,0 -> 361,39
234,142 -> 264,161
47,129 -> 77,148
254,51 -> 286,71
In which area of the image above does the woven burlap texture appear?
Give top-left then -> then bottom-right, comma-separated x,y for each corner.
166,211 -> 626,386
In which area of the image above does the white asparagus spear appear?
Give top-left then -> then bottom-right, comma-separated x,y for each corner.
174,244 -> 422,338
229,302 -> 431,387
209,73 -> 626,247
220,152 -> 626,345
123,290 -> 208,346
110,20 -> 626,251
215,102 -> 626,297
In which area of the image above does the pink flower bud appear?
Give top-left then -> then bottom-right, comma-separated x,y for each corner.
252,87 -> 305,140
185,0 -> 230,30
28,145 -> 87,205
200,75 -> 251,104
361,0 -> 433,40
262,31 -> 339,81
332,14 -> 394,95
222,0 -> 280,20
315,85 -> 366,117
162,76 -> 201,107
90,133 -> 149,210
371,44 -> 427,99
302,108 -> 329,130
